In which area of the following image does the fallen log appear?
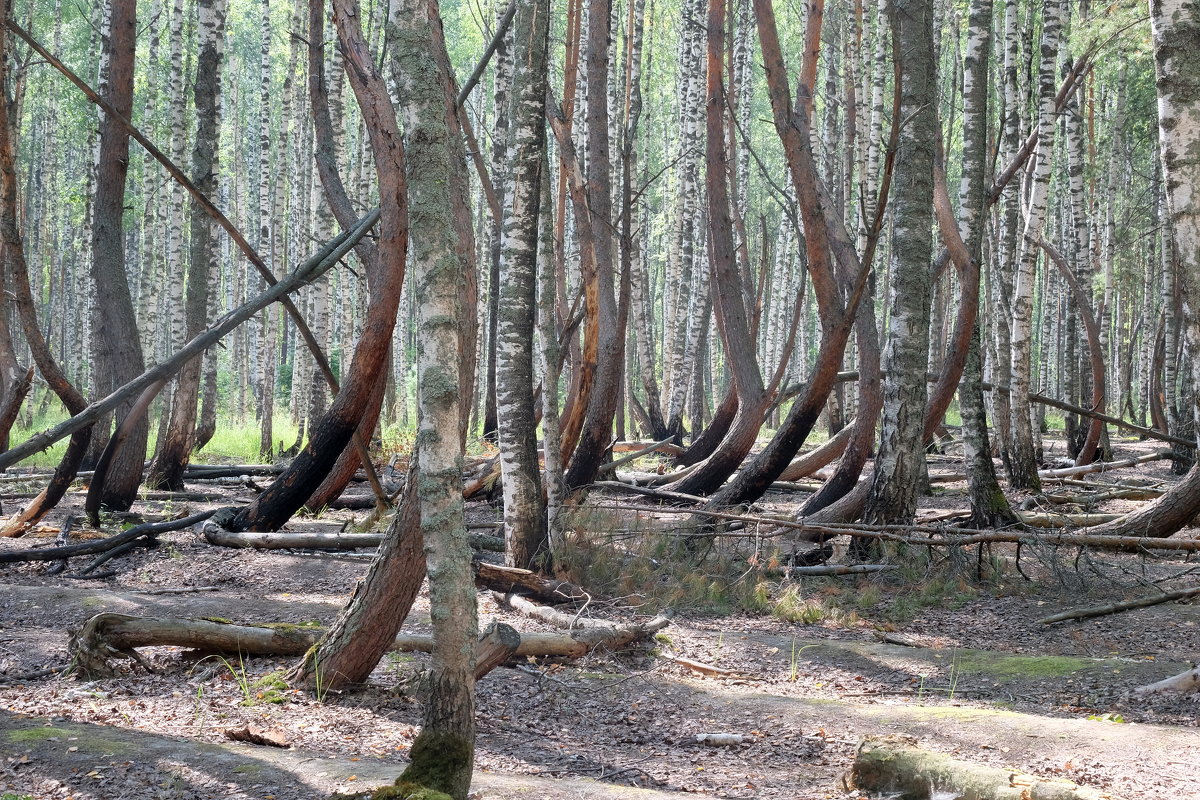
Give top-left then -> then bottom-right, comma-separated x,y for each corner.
1133,665 -> 1200,695
0,510 -> 216,563
473,561 -> 589,602
850,735 -> 1125,800
591,502 -> 1200,552
759,563 -> 895,577
1016,511 -> 1123,528
494,592 -> 672,653
1037,451 -> 1170,479
67,612 -> 653,678
1039,585 -> 1200,624
201,526 -> 385,550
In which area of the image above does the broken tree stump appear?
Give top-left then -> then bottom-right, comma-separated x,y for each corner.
849,736 -> 1125,800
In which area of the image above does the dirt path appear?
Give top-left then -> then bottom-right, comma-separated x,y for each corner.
2,578 -> 1198,799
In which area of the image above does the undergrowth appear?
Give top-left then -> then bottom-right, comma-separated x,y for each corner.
553,507 -> 1007,627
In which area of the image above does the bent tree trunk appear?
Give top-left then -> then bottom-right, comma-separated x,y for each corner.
228,7 -> 411,535
666,0 -> 770,498
90,0 -> 146,512
284,0 -> 413,690
0,4 -> 91,536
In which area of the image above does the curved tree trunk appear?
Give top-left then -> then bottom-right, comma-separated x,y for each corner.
229,0 -> 409,534
90,0 -> 146,511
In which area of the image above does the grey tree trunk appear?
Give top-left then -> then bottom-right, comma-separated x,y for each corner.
496,0 -> 550,571
391,1 -> 476,797
955,0 -> 1015,527
862,0 -> 936,526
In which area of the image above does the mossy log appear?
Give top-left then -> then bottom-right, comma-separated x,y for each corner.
66,612 -> 648,677
849,736 -> 1124,800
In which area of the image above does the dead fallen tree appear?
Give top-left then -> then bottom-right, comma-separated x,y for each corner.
0,510 -> 216,564
849,735 -> 1125,800
201,527 -> 386,551
67,610 -> 668,678
473,561 -> 589,603
493,592 -> 672,651
1039,585 -> 1200,624
593,502 -> 1200,552
1134,665 -> 1200,695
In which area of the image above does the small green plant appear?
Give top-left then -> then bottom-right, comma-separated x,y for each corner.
313,653 -> 329,703
199,654 -> 256,706
250,671 -> 290,704
788,640 -> 818,682
194,685 -> 206,730
1086,712 -> 1126,723
3,793 -> 37,800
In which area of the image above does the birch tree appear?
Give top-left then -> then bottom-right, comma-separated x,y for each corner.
147,0 -> 229,490
496,0 -> 550,570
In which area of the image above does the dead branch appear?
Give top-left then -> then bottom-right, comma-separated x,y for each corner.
590,480 -> 710,505
0,510 -> 216,563
201,526 -> 385,550
1016,511 -> 1123,528
493,592 -> 672,654
658,653 -> 749,677
1039,585 -> 1200,624
759,564 -> 896,577
597,438 -> 680,476
1037,452 -> 1170,479
0,209 -> 379,472
590,502 -> 1200,552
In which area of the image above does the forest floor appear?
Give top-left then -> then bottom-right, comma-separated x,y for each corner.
0,433 -> 1198,799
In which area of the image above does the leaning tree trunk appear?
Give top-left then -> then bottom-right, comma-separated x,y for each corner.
0,0 -> 90,536
284,0 -> 411,689
89,0 -> 146,511
496,0 -> 550,571
665,0 -> 771,498
146,0 -> 228,491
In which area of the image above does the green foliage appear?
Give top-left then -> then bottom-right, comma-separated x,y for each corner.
195,415 -> 299,463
